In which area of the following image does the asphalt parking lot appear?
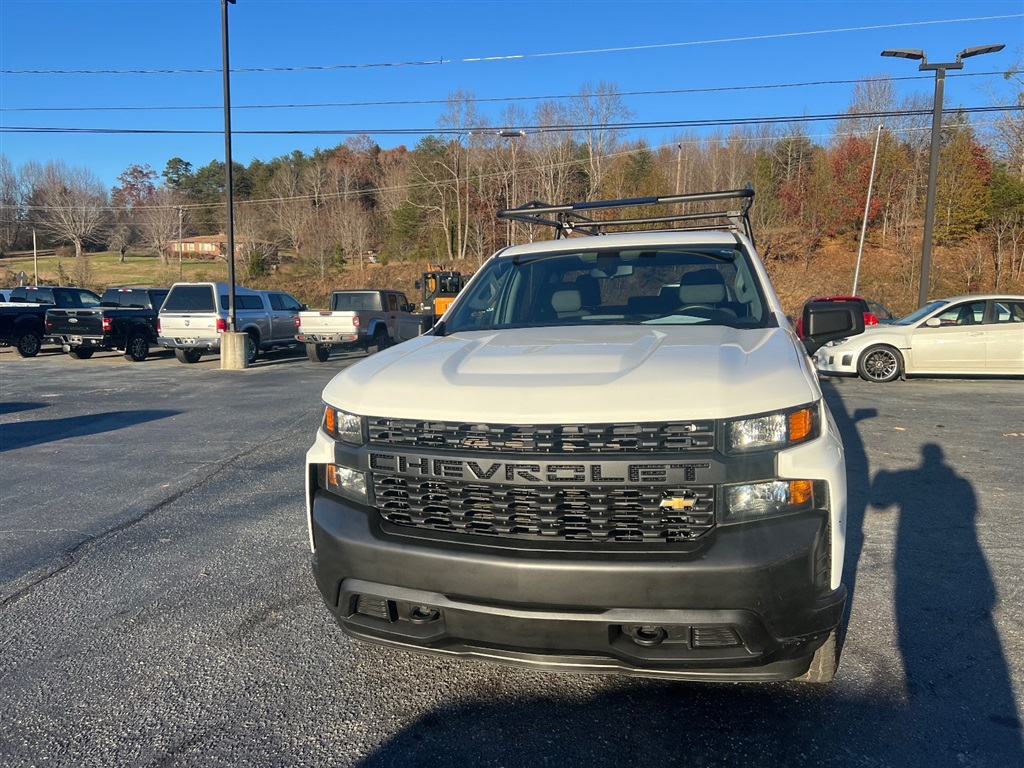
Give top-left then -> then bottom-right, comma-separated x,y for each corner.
1,345 -> 1022,767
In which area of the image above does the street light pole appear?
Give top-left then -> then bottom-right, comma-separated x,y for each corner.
221,0 -> 238,333
881,44 -> 1004,308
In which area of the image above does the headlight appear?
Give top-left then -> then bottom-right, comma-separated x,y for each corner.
323,405 -> 366,445
722,479 -> 825,524
724,403 -> 819,454
320,464 -> 369,504
824,338 -> 848,347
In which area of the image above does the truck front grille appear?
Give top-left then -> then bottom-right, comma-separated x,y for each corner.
372,475 -> 715,543
368,418 -> 715,453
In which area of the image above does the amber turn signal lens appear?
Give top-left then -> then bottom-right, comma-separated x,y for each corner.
788,407 -> 814,442
324,406 -> 336,436
790,479 -> 814,505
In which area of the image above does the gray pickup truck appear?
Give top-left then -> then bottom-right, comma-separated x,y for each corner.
157,281 -> 305,364
295,289 -> 415,363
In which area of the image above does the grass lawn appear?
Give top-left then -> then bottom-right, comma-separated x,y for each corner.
0,251 -> 230,290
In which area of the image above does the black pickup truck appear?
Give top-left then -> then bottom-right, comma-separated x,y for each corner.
0,285 -> 102,357
45,287 -> 169,361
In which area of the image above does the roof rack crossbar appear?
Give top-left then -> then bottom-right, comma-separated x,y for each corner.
497,186 -> 755,241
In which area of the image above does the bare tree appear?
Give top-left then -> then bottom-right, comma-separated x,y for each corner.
985,59 -> 1024,175
136,188 -> 186,265
570,82 -> 632,199
336,201 -> 373,270
0,154 -> 25,255
530,100 -> 583,209
32,161 -> 108,257
234,201 -> 280,278
109,164 -> 159,263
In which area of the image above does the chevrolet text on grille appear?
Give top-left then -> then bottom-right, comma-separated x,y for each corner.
368,453 -> 711,484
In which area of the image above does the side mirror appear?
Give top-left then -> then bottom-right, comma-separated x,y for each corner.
801,301 -> 866,356
925,317 -> 941,328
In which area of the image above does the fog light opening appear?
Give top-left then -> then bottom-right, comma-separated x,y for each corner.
626,624 -> 668,647
408,605 -> 441,624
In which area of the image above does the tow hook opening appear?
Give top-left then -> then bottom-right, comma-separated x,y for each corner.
625,624 -> 668,647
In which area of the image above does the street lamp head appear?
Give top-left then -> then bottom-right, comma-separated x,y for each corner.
958,43 -> 1005,61
498,130 -> 526,138
881,48 -> 925,61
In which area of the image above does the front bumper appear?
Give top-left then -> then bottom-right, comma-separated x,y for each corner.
310,490 -> 845,681
814,346 -> 859,375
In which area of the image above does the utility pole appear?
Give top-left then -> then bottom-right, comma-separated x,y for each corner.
853,124 -> 882,296
32,229 -> 38,284
675,144 -> 683,195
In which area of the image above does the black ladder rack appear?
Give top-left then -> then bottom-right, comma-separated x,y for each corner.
497,186 -> 755,242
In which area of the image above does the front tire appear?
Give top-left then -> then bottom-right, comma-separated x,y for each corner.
124,333 -> 149,362
795,622 -> 842,683
68,347 -> 95,360
15,330 -> 42,358
306,343 -> 330,363
174,348 -> 202,364
857,344 -> 902,383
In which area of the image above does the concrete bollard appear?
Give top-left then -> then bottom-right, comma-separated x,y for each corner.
220,331 -> 249,370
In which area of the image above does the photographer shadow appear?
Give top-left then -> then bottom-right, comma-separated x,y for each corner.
872,442 -> 1022,761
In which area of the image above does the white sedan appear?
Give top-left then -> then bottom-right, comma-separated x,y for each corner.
814,294 -> 1024,382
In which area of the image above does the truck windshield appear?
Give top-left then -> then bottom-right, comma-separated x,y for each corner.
444,246 -> 770,333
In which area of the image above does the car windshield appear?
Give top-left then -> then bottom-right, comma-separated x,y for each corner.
895,300 -> 948,326
443,245 -> 771,333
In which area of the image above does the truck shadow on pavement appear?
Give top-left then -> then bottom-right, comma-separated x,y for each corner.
0,409 -> 180,451
355,383 -> 1022,768
0,401 -> 48,417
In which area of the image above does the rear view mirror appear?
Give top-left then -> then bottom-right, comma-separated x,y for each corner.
925,317 -> 941,327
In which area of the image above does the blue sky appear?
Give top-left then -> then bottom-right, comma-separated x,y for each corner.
1,0 -> 1022,188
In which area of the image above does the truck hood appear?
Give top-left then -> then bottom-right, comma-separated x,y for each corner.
322,325 -> 820,423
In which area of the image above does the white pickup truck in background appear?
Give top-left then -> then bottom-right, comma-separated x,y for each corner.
295,289 -> 415,362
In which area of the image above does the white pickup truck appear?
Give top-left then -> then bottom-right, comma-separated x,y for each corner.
295,289 -> 415,362
304,189 -> 865,683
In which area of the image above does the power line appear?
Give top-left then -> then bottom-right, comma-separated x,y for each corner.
0,72 -> 1003,114
2,14 -> 1019,75
1,105 -> 1018,138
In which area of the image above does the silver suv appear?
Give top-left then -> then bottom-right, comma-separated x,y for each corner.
157,281 -> 304,364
